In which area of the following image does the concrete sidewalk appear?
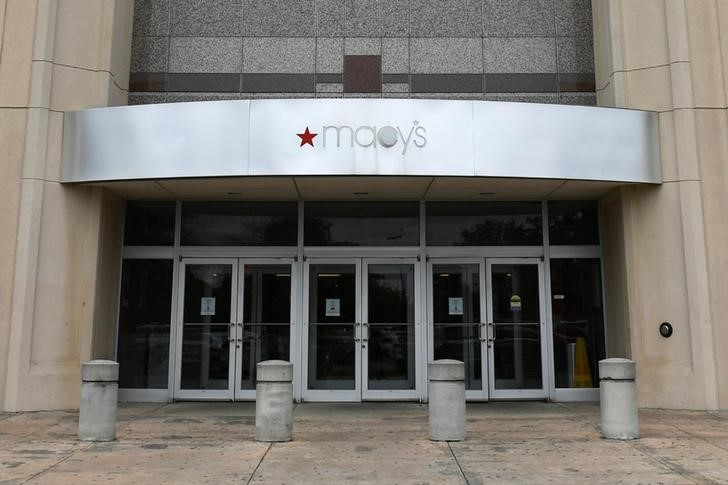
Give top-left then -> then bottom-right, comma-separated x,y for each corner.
1,402 -> 727,484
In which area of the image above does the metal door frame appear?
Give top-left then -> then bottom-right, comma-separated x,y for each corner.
174,257 -> 297,401
234,258 -> 297,400
301,258 -> 362,402
486,258 -> 549,400
174,257 -> 239,400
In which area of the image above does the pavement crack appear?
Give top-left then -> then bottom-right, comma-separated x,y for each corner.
652,412 -> 728,454
447,442 -> 470,485
19,442 -> 94,484
627,440 -> 711,485
246,442 -> 272,484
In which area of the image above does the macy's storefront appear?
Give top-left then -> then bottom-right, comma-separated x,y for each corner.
61,99 -> 659,403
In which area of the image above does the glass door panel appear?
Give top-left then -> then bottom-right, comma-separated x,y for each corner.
237,263 -> 292,396
487,260 -> 547,399
304,262 -> 360,400
177,260 -> 236,399
363,262 -> 417,398
430,262 -> 486,398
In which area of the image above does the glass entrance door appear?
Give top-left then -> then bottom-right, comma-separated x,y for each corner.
302,258 -> 420,401
362,260 -> 419,399
487,259 -> 548,399
175,258 -> 294,400
428,260 -> 488,400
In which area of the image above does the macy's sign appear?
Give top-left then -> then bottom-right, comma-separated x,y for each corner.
297,121 -> 427,155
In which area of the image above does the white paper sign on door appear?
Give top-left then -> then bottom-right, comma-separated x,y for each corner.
200,297 -> 216,316
448,297 -> 464,315
325,298 -> 341,317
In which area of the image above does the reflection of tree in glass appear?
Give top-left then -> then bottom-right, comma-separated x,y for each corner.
260,216 -> 298,245
304,217 -> 342,245
369,270 -> 412,324
460,215 -> 542,245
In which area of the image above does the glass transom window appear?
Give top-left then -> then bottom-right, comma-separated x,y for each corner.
181,202 -> 298,246
426,202 -> 542,246
304,202 -> 419,246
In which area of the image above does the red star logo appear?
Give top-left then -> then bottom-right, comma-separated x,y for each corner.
297,127 -> 317,147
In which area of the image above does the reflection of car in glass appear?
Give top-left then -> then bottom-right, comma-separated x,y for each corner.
134,323 -> 169,347
134,323 -> 170,365
370,328 -> 405,360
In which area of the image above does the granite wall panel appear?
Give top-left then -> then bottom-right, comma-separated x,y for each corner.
130,0 -> 595,104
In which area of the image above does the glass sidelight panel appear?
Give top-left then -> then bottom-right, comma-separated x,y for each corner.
180,264 -> 233,390
308,264 -> 357,390
240,265 -> 291,390
551,259 -> 605,388
431,264 -> 482,390
490,263 -> 543,390
366,264 -> 416,390
117,259 -> 173,389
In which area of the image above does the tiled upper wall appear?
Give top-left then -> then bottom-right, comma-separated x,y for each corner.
129,0 -> 595,105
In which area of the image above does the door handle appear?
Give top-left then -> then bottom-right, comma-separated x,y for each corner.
478,323 -> 487,342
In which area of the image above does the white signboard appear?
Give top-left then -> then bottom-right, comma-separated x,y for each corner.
448,297 -> 464,316
325,298 -> 341,317
200,297 -> 216,316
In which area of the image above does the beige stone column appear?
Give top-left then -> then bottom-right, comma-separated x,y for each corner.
0,0 -> 132,411
593,0 -> 728,409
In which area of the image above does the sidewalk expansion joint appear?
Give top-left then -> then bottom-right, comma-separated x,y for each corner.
19,442 -> 95,484
246,442 -> 272,484
447,441 -> 470,485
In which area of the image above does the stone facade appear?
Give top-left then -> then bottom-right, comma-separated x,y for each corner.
128,0 -> 596,105
595,0 -> 728,410
2,0 -> 728,412
0,0 -> 130,411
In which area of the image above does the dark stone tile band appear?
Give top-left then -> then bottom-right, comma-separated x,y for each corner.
383,73 -> 409,83
244,73 -> 315,93
129,72 -> 596,95
167,73 -> 240,93
316,73 -> 343,83
485,74 -> 559,93
411,74 -> 483,93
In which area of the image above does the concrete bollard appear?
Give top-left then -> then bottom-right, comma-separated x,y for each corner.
428,359 -> 466,441
599,358 -> 639,440
255,360 -> 293,442
79,360 -> 119,442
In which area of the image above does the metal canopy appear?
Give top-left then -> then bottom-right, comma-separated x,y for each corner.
61,99 -> 661,185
